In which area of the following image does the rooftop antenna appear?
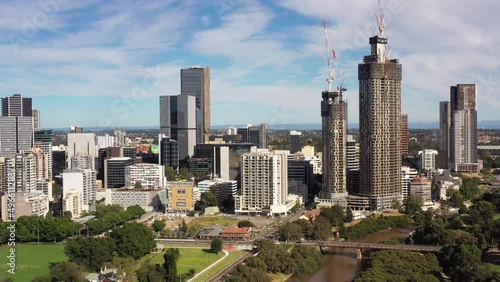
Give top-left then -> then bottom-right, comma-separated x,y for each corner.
323,20 -> 336,91
374,0 -> 385,37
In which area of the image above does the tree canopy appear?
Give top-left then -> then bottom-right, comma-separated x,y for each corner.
110,222 -> 156,259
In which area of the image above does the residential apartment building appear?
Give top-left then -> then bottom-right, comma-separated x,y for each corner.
418,149 -> 438,172
125,163 -> 165,189
62,169 -> 96,208
358,24 -> 403,210
63,189 -> 83,219
410,176 -> 432,204
236,150 -> 295,216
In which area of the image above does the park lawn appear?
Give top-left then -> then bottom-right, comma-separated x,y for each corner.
0,243 -> 67,282
188,217 -> 238,230
137,247 -> 224,274
191,250 -> 246,282
494,213 -> 500,220
485,263 -> 500,273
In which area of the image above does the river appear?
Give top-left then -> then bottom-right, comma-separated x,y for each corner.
287,227 -> 415,282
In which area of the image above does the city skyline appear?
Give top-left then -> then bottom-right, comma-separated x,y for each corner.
1,1 -> 498,129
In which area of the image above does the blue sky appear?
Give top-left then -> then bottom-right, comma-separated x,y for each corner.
0,0 -> 498,129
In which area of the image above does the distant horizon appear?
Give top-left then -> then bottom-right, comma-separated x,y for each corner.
47,120 -> 500,132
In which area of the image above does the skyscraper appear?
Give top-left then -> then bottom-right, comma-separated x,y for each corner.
181,66 -> 210,144
321,88 -> 348,204
67,133 -> 96,170
439,101 -> 451,169
290,131 -> 302,154
34,130 -> 53,179
0,117 -> 34,157
1,94 -> 34,157
2,94 -> 32,117
114,128 -> 126,147
159,135 -> 179,170
159,95 -> 197,161
247,123 -> 268,149
347,135 -> 360,195
449,84 -> 478,172
358,18 -> 402,210
32,109 -> 40,131
401,114 -> 408,157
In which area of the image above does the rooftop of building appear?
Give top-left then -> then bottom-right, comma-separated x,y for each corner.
114,188 -> 160,192
221,227 -> 250,234
107,157 -> 132,161
412,176 -> 431,183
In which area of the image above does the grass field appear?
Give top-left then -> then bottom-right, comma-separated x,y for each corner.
0,244 -> 67,282
485,263 -> 500,273
137,247 -> 224,275
188,217 -> 238,230
191,250 -> 247,282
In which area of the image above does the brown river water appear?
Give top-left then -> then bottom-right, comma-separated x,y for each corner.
287,227 -> 415,282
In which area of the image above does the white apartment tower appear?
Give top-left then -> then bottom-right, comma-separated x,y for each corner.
236,150 -> 290,215
62,169 -> 97,208
418,149 -> 438,171
125,163 -> 165,189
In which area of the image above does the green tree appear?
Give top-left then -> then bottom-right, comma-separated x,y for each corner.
163,248 -> 181,281
447,189 -> 464,208
136,263 -> 165,282
104,257 -> 136,281
110,222 -> 156,259
179,167 -> 193,180
48,262 -> 87,282
345,207 -> 354,222
126,205 -> 146,219
237,220 -> 256,228
403,195 -> 423,215
165,166 -> 176,181
179,219 -> 188,234
228,265 -> 272,282
439,243 -> 482,281
65,236 -> 115,271
210,238 -> 223,254
459,177 -> 481,200
356,250 -> 442,282
278,222 -> 303,242
291,245 -> 324,275
391,199 -> 402,211
152,221 -> 166,233
134,181 -> 143,188
310,216 -> 332,240
194,192 -> 218,211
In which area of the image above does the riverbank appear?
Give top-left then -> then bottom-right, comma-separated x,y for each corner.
287,227 -> 415,282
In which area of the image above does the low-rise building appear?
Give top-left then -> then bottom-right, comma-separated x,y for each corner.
410,176 -> 432,205
166,182 -> 195,214
104,188 -> 165,212
220,227 -> 251,241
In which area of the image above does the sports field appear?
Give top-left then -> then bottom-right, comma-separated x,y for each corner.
0,244 -> 67,282
137,247 -> 224,274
